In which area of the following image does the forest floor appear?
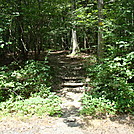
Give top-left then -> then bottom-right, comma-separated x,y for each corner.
0,51 -> 134,134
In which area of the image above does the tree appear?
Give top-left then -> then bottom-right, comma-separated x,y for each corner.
97,0 -> 103,60
70,0 -> 79,56
71,28 -> 79,55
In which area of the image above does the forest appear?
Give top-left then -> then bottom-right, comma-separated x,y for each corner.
0,0 -> 134,118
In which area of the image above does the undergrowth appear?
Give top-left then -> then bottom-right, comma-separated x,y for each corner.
81,52 -> 134,116
80,94 -> 116,116
0,59 -> 61,116
0,94 -> 61,117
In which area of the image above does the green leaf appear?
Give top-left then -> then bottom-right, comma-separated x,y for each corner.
0,44 -> 4,48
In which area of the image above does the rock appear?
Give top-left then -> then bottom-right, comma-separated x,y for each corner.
66,117 -> 76,122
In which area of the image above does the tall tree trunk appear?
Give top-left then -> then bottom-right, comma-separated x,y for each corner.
71,28 -> 79,55
17,0 -> 27,60
97,0 -> 103,60
71,0 -> 79,55
84,30 -> 87,51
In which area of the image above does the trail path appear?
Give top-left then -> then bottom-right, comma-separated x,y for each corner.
0,51 -> 133,134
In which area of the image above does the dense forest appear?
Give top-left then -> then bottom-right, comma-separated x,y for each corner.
0,0 -> 134,117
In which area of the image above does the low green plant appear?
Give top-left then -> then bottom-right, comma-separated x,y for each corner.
0,94 -> 62,116
0,59 -> 52,100
80,94 -> 116,116
0,59 -> 62,117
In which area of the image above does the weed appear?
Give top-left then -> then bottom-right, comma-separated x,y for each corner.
0,94 -> 62,116
80,94 -> 116,116
0,59 -> 62,117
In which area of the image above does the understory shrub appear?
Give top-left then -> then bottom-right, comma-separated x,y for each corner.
0,60 -> 52,100
80,94 -> 116,116
0,59 -> 62,116
0,94 -> 61,116
82,52 -> 134,115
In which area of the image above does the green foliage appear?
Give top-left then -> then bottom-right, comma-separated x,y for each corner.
80,94 -> 116,116
0,59 -> 62,116
0,0 -> 71,57
86,52 -> 134,114
81,0 -> 134,116
0,60 -> 52,100
1,0 -> 134,117
0,94 -> 61,116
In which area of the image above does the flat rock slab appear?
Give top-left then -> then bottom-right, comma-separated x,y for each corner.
62,83 -> 84,86
62,77 -> 85,80
65,117 -> 77,122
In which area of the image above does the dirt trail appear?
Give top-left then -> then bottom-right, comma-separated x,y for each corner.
0,51 -> 133,134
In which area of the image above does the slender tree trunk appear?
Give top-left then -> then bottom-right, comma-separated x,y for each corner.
71,28 -> 79,55
71,0 -> 79,55
84,30 -> 87,51
17,0 -> 28,60
97,0 -> 103,60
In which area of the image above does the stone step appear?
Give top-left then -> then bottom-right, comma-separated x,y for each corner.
62,87 -> 86,93
59,65 -> 83,68
59,57 -> 81,61
61,66 -> 85,71
50,64 -> 84,69
59,61 -> 83,65
60,74 -> 85,78
61,76 -> 85,80
59,69 -> 85,74
59,70 -> 85,75
62,82 -> 85,87
63,80 -> 83,84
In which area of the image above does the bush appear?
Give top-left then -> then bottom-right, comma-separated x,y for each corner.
80,94 -> 116,116
0,94 -> 61,116
0,60 -> 52,100
84,52 -> 134,114
0,59 -> 62,116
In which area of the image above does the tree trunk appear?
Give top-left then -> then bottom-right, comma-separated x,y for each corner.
97,0 -> 103,60
70,0 -> 79,56
71,28 -> 79,55
84,31 -> 87,51
17,0 -> 28,60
